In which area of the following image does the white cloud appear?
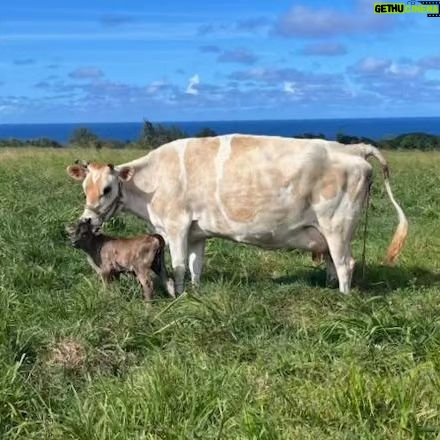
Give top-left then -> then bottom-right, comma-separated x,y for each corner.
147,80 -> 167,94
352,57 -> 391,74
283,81 -> 297,94
186,74 -> 200,95
350,57 -> 423,80
274,1 -> 399,38
386,62 -> 421,79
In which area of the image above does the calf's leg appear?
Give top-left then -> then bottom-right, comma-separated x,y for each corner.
100,270 -> 113,289
137,272 -> 154,301
151,244 -> 175,298
325,254 -> 338,288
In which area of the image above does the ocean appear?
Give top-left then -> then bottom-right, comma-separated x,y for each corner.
1,117 -> 439,144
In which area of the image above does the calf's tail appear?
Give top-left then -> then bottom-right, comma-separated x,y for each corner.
150,234 -> 175,298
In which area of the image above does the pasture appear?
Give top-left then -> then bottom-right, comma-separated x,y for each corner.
0,147 -> 439,439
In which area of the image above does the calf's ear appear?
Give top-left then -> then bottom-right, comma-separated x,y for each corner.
117,166 -> 134,182
67,164 -> 88,181
65,224 -> 75,235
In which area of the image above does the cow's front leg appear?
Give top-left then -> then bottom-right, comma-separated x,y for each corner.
168,233 -> 189,295
188,238 -> 206,286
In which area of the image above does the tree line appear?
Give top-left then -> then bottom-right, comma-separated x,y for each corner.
1,120 -> 440,150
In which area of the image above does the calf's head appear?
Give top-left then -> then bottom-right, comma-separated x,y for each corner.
67,161 -> 134,231
66,218 -> 95,249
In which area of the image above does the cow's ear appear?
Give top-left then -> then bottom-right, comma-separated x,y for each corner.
67,164 -> 87,181
117,166 -> 134,182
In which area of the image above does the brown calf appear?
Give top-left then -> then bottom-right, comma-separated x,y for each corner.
67,219 -> 175,300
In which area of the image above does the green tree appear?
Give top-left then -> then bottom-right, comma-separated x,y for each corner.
195,127 -> 217,138
336,132 -> 378,146
379,133 -> 440,150
293,132 -> 327,140
69,127 -> 101,149
139,120 -> 187,149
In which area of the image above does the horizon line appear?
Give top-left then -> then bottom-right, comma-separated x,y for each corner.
2,115 -> 440,126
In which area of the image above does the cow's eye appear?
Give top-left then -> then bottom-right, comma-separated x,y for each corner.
103,186 -> 112,196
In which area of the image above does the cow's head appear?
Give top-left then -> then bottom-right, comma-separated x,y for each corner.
67,160 -> 134,231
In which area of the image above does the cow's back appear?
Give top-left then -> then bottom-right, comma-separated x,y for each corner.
147,135 -> 332,238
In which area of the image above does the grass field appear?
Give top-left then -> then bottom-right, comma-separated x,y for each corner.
0,147 -> 439,439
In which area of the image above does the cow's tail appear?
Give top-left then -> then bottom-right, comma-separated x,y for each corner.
354,144 -> 408,265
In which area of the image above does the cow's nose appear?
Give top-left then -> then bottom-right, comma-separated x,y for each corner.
80,214 -> 101,227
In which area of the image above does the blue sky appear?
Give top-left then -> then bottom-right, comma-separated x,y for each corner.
1,0 -> 439,123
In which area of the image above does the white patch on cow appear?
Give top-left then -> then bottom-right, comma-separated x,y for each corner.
146,205 -> 167,242
315,192 -> 357,233
278,182 -> 294,205
214,135 -> 233,226
91,171 -> 100,184
175,139 -> 188,191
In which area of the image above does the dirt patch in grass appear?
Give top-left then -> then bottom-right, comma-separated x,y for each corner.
47,338 -> 87,371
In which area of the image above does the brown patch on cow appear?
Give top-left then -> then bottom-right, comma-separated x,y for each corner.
218,135 -> 329,223
222,140 -> 260,222
183,138 -> 219,211
312,168 -> 346,204
47,338 -> 86,370
83,164 -> 113,205
84,180 -> 101,205
220,136 -> 279,222
185,137 -> 219,188
323,170 -> 345,199
229,135 -> 259,154
224,203 -> 257,223
150,146 -> 182,216
87,162 -> 108,171
230,134 -> 308,155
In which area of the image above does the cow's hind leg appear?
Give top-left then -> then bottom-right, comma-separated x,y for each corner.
318,161 -> 371,294
324,234 -> 355,294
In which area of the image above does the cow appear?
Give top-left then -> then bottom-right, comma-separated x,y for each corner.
66,134 -> 408,295
66,218 -> 175,300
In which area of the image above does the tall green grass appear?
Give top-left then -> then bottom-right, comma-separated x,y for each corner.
0,148 -> 439,439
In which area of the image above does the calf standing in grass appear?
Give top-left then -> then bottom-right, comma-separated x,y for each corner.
67,219 -> 175,300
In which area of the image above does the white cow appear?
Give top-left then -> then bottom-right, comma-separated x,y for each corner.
67,134 -> 408,294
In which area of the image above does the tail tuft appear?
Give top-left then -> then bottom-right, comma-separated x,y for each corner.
384,219 -> 409,265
